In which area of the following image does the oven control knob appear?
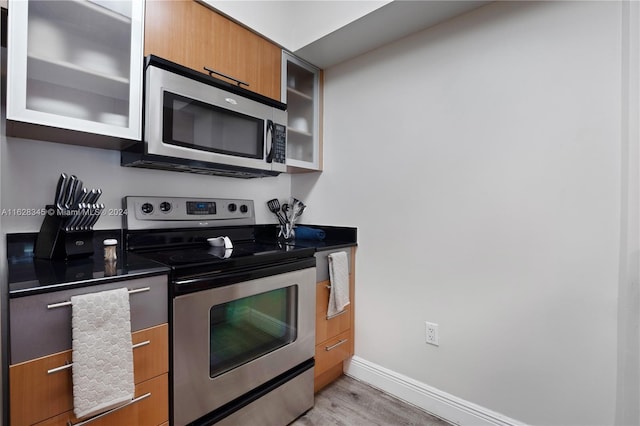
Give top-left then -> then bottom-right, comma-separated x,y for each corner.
160,201 -> 172,213
141,202 -> 154,214
240,204 -> 248,213
228,203 -> 237,212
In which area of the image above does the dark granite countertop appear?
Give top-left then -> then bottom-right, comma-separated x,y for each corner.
7,230 -> 170,298
7,225 -> 356,297
254,224 -> 358,251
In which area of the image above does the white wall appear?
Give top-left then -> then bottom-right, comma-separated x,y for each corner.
0,139 -> 291,232
616,2 -> 640,424
293,1 -> 627,424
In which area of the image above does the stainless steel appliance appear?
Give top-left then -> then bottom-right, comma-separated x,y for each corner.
123,196 -> 316,425
122,56 -> 288,178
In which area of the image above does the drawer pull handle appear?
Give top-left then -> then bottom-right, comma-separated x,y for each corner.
47,341 -> 151,374
132,339 -> 151,349
47,362 -> 73,374
66,392 -> 151,426
325,338 -> 348,351
326,309 -> 348,320
47,287 -> 151,309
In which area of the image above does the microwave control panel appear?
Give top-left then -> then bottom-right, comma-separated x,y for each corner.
273,124 -> 286,164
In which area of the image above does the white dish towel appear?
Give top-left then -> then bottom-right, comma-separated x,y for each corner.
71,287 -> 134,419
327,251 -> 350,317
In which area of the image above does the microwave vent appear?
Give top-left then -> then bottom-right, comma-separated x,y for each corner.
121,156 -> 274,179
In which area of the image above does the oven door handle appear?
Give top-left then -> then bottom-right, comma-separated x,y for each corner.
175,276 -> 222,287
172,257 -> 317,295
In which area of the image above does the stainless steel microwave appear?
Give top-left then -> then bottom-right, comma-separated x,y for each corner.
122,56 -> 287,178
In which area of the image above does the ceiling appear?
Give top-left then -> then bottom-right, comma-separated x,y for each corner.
204,0 -> 491,69
294,1 -> 491,68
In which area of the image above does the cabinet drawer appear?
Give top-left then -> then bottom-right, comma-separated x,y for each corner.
133,324 -> 169,384
35,373 -> 169,426
315,281 -> 350,343
10,274 -> 168,364
10,324 -> 168,426
315,330 -> 351,377
316,278 -> 353,318
316,307 -> 350,344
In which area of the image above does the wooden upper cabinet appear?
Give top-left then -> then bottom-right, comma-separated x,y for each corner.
144,0 -> 282,101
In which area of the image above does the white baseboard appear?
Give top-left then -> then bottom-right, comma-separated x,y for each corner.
344,356 -> 524,426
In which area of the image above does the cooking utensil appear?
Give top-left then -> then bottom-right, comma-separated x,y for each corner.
282,203 -> 290,222
267,199 -> 286,226
293,201 -> 306,221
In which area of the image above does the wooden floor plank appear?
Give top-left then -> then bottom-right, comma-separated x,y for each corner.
291,375 -> 451,426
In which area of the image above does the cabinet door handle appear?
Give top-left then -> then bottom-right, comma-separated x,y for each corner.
47,341 -> 151,374
47,287 -> 151,309
204,66 -> 249,87
325,338 -> 348,351
66,393 -> 151,426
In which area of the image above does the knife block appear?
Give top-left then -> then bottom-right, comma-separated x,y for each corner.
34,205 -> 94,260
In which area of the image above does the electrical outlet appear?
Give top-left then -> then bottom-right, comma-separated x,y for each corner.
425,322 -> 439,346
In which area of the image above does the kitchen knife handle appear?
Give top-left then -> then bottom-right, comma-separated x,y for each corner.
63,176 -> 77,209
54,173 -> 68,209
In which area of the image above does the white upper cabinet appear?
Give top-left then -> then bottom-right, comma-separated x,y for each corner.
282,52 -> 322,172
6,0 -> 144,148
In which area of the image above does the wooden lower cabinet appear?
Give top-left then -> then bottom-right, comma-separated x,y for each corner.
313,247 -> 356,392
34,374 -> 168,426
10,324 -> 168,426
316,280 -> 351,343
315,330 -> 351,377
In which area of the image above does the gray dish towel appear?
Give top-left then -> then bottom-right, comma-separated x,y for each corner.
327,251 -> 350,317
71,287 -> 134,419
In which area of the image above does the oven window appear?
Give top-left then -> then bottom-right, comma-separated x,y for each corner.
163,91 -> 264,159
209,286 -> 298,378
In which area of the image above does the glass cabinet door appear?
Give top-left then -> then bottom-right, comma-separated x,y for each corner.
281,52 -> 321,171
7,0 -> 144,142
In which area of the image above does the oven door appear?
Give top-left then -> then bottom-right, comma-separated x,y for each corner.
172,266 -> 315,426
145,64 -> 287,173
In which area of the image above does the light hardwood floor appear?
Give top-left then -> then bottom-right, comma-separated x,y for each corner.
291,375 -> 451,426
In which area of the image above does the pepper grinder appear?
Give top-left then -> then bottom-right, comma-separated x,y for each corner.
103,239 -> 118,276
103,239 -> 118,261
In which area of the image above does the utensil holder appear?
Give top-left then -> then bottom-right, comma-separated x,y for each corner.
278,223 -> 296,243
34,205 -> 94,260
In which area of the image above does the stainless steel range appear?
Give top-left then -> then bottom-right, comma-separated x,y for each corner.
123,196 -> 316,426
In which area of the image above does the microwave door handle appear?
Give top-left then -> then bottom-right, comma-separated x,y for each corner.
266,120 -> 275,163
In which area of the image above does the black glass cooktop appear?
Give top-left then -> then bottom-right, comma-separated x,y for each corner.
133,239 -> 316,295
138,240 -> 314,268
